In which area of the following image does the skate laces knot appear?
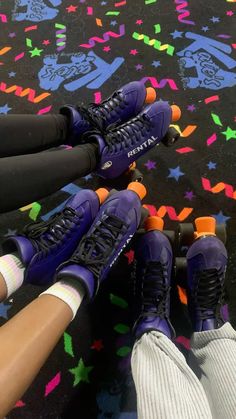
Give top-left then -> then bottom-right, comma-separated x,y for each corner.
71,214 -> 127,278
194,269 -> 224,320
141,261 -> 169,318
23,207 -> 80,252
77,91 -> 127,133
106,113 -> 152,153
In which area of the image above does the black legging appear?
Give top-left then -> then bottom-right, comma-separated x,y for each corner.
0,115 -> 98,213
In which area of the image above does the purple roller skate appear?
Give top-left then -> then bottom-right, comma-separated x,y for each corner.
133,216 -> 175,340
1,188 -> 109,286
60,81 -> 156,145
56,182 -> 146,300
94,101 -> 173,179
187,217 -> 228,332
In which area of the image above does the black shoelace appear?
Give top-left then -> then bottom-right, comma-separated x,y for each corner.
70,214 -> 127,278
139,261 -> 170,318
105,113 -> 152,153
22,208 -> 79,252
88,91 -> 128,121
77,91 -> 128,133
193,268 -> 224,320
77,94 -> 153,153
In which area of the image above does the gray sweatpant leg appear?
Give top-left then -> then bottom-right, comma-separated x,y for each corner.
131,331 -> 212,419
131,323 -> 236,419
190,322 -> 236,419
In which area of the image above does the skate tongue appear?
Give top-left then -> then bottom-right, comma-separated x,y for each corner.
79,105 -> 107,131
75,215 -> 124,267
106,217 -> 123,229
83,225 -> 116,260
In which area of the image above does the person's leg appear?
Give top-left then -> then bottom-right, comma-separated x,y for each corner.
0,255 -> 25,301
0,143 -> 98,213
61,81 -> 157,144
190,323 -> 236,419
0,81 -> 157,157
0,101 -> 173,214
131,218 -> 212,419
0,181 -> 146,416
0,97 -> 178,212
0,271 -> 9,301
0,115 -> 68,157
131,332 -> 212,419
0,186 -> 108,299
186,217 -> 236,418
0,279 -> 84,417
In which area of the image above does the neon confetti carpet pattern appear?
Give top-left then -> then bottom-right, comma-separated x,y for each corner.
0,0 -> 236,417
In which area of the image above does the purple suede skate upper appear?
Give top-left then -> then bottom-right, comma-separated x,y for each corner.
56,188 -> 142,300
133,230 -> 175,340
187,235 -> 228,332
95,101 -> 172,179
60,81 -> 148,144
2,190 -> 101,285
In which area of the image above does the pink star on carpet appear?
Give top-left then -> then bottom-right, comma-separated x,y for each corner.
91,339 -> 104,351
15,400 -> 26,407
130,49 -> 138,55
135,64 -> 143,70
66,5 -> 78,12
103,46 -> 111,52
144,160 -> 156,170
42,40 -> 50,45
136,19 -> 143,25
226,11 -> 234,16
124,249 -> 134,264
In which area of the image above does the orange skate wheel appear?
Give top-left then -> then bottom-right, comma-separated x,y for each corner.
95,188 -> 109,204
145,87 -> 156,104
171,105 -> 181,122
144,216 -> 164,232
127,182 -> 146,200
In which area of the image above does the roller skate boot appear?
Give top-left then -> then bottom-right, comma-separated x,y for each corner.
1,188 -> 109,285
94,101 -> 180,179
60,81 -> 156,145
186,217 -> 228,332
56,182 -> 146,300
133,216 -> 175,340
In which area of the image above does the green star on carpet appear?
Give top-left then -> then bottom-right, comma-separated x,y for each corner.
29,47 -> 43,57
69,358 -> 93,387
221,126 -> 236,141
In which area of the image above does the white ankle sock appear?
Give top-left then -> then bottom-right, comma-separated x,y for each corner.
0,254 -> 25,298
39,280 -> 85,320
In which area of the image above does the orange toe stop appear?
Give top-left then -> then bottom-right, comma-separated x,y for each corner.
177,286 -> 188,305
144,216 -> 164,232
171,104 -> 181,122
195,216 -> 216,235
145,87 -> 156,104
127,182 -> 146,200
95,188 -> 109,204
